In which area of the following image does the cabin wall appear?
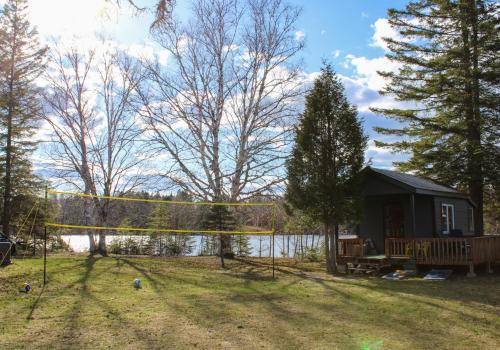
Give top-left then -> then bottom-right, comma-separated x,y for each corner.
359,197 -> 384,253
433,197 -> 474,236
359,194 -> 412,253
414,195 -> 435,237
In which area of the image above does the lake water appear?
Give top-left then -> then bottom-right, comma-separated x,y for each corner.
61,234 -> 326,258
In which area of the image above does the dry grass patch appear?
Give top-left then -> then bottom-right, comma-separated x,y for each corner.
1,254 -> 499,349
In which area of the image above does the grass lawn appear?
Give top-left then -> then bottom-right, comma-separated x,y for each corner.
1,255 -> 499,350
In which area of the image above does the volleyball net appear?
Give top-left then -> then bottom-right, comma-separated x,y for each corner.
46,189 -> 277,236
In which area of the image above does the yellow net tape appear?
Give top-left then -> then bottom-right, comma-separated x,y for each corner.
47,189 -> 275,207
46,190 -> 277,235
46,223 -> 272,235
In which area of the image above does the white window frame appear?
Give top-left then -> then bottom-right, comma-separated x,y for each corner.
441,203 -> 455,234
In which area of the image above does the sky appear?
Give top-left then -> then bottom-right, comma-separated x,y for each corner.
2,0 -> 411,171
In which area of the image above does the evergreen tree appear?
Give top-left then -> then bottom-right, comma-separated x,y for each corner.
200,235 -> 218,256
204,205 -> 236,267
146,201 -> 194,256
232,235 -> 252,257
0,0 -> 47,236
372,0 -> 499,235
286,64 -> 367,273
147,203 -> 170,255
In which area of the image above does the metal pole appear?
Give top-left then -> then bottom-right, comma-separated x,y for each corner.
272,230 -> 275,279
271,203 -> 276,280
43,185 -> 48,285
33,228 -> 36,256
43,226 -> 47,285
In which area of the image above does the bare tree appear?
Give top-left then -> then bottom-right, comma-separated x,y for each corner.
137,0 -> 303,264
113,0 -> 175,28
42,45 -> 147,255
139,0 -> 303,202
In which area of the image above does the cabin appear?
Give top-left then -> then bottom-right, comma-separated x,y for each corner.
338,167 -> 500,276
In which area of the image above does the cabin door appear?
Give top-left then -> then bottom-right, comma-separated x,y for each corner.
383,203 -> 405,238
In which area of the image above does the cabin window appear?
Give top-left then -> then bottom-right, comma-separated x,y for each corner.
468,207 -> 474,233
441,203 -> 454,234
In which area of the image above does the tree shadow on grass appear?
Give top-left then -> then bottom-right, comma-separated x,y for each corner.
239,257 -> 500,308
44,256 -> 163,349
228,257 -> 500,343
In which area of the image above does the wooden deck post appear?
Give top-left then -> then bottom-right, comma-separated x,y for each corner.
467,262 -> 476,278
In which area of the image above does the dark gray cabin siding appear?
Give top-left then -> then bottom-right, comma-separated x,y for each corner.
433,196 -> 474,236
414,195 -> 435,237
357,167 -> 475,253
359,194 -> 413,253
359,197 -> 384,252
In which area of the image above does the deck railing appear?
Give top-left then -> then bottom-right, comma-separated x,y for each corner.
337,238 -> 365,257
470,236 -> 500,264
386,236 -> 500,265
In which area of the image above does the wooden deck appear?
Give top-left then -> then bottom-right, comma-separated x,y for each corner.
338,236 -> 500,275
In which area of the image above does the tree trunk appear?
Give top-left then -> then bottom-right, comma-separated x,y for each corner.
287,235 -> 290,257
83,192 -> 96,254
97,208 -> 108,256
259,236 -> 262,257
2,76 -> 14,237
269,235 -> 272,257
333,224 -> 339,272
282,235 -> 285,257
324,226 -> 331,273
98,233 -> 107,256
460,0 -> 484,235
2,113 -> 12,237
219,234 -> 225,268
324,223 -> 338,274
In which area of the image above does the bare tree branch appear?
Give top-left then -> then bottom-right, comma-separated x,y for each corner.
138,0 -> 303,203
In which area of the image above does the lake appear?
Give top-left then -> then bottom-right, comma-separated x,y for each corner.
61,234 -> 327,258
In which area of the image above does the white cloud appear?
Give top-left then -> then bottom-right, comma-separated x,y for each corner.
320,29 -> 326,36
332,49 -> 341,58
344,54 -> 401,92
370,18 -> 400,51
27,0 -> 121,40
294,30 -> 305,42
361,11 -> 369,19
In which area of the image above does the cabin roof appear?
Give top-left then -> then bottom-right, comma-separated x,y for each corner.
365,167 -> 469,199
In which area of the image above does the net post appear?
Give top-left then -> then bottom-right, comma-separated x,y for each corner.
272,203 -> 277,280
272,230 -> 275,279
43,184 -> 48,286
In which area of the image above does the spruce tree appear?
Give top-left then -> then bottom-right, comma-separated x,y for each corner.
286,64 -> 367,273
232,235 -> 252,257
0,0 -> 47,236
372,0 -> 499,235
204,205 -> 236,267
147,203 -> 170,255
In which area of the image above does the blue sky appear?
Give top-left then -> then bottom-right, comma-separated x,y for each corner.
289,0 -> 408,72
9,0 -> 410,170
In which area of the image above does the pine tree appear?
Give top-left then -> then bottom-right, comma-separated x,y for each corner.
203,205 -> 236,267
147,203 -> 170,255
0,0 -> 47,237
372,0 -> 499,235
232,235 -> 252,257
286,64 -> 367,273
